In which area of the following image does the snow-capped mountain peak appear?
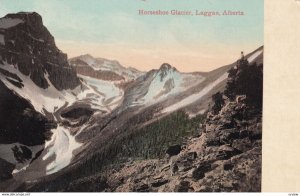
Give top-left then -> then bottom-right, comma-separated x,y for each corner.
123,63 -> 204,108
157,63 -> 178,81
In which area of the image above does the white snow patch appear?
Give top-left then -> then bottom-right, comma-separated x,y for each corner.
0,63 -> 78,113
162,73 -> 228,114
79,75 -> 121,98
0,62 -> 111,114
0,18 -> 23,29
247,49 -> 263,63
42,125 -> 81,175
131,69 -> 204,107
143,70 -> 182,103
78,74 -> 124,110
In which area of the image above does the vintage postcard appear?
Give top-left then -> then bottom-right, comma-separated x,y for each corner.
0,0 -> 264,192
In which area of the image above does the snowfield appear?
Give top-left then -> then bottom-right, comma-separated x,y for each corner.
142,69 -> 183,103
162,73 -> 228,114
0,62 -> 123,114
42,125 -> 82,175
248,49 -> 263,63
78,74 -> 124,111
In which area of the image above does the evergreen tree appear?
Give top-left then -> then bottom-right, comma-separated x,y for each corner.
224,58 -> 263,108
211,92 -> 225,114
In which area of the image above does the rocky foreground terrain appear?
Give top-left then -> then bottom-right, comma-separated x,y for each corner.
63,94 -> 262,192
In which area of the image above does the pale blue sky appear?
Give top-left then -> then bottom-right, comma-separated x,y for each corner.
0,0 -> 263,72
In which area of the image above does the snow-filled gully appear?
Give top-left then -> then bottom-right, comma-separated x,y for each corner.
42,124 -> 82,175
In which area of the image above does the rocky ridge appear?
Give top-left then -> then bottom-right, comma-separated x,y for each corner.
69,54 -> 143,81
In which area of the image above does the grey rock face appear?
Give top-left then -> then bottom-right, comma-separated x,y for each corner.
0,158 -> 15,181
0,80 -> 55,146
0,12 -> 80,90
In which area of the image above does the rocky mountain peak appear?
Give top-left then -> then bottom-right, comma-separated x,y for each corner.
0,12 -> 80,90
81,54 -> 93,58
4,12 -> 43,28
159,63 -> 172,70
158,63 -> 178,74
157,63 -> 178,82
79,54 -> 95,61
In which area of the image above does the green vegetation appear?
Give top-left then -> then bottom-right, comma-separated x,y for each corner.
116,110 -> 204,159
211,92 -> 225,114
85,110 -> 205,174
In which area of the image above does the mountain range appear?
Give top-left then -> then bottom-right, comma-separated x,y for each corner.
0,12 -> 263,192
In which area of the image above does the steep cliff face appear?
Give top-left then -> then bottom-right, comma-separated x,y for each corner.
0,12 -> 80,90
0,80 -> 55,146
0,12 -> 81,146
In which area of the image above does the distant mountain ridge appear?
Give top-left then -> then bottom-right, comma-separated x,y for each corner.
69,54 -> 144,81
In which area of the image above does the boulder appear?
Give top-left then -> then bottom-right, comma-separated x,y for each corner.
223,163 -> 234,171
166,145 -> 181,157
133,183 -> 150,192
216,146 -> 242,160
151,179 -> 169,187
174,181 -> 191,192
192,161 -> 213,180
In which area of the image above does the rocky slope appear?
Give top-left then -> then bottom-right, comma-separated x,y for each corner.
57,94 -> 262,192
